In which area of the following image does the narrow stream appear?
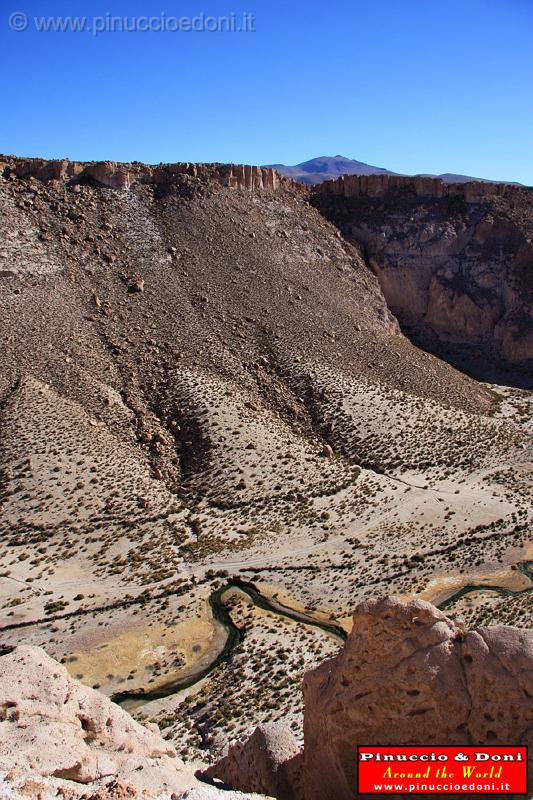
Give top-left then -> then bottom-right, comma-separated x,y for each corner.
438,561 -> 533,609
113,564 -> 533,708
112,578 -> 346,707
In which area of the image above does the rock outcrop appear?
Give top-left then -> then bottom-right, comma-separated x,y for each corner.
0,646 -> 269,799
315,172 -> 516,202
302,597 -> 533,800
207,597 -> 533,800
202,723 -> 302,800
1,156 -> 286,193
7,158 -> 521,200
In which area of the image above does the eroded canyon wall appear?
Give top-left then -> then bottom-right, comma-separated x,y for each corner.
313,175 -> 533,376
0,156 -> 288,192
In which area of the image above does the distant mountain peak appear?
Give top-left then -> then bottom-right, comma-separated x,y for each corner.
265,155 -> 517,186
265,155 -> 395,185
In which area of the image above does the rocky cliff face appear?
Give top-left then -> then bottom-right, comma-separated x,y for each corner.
313,176 -> 533,377
316,172 -> 513,202
1,156 -> 288,193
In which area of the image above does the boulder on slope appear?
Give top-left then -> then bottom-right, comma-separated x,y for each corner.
202,722 -> 302,800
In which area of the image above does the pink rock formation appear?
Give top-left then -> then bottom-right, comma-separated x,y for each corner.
202,598 -> 533,800
0,645 -> 190,794
220,164 -> 280,191
302,597 -> 533,800
0,772 -> 269,800
12,158 -> 83,182
82,162 -> 133,190
0,646 -> 268,799
202,722 -> 302,800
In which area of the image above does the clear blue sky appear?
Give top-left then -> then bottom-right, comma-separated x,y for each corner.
2,0 -> 532,183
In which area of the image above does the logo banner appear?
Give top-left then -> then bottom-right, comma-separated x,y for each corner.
357,746 -> 527,795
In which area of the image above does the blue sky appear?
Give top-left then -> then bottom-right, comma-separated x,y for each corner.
2,0 -> 532,183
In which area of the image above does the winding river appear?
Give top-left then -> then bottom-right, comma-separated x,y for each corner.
113,563 -> 533,708
112,578 -> 347,707
437,560 -> 533,609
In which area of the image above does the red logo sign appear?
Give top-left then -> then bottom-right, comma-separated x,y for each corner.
357,746 -> 527,794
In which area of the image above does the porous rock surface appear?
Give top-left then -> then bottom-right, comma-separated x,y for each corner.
0,646 -> 269,799
202,722 -> 302,800
302,597 -> 533,800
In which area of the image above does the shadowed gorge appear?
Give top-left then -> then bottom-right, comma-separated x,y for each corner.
312,173 -> 533,384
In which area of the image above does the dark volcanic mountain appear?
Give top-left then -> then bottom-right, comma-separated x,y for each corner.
265,155 -> 396,185
268,154 -> 516,186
